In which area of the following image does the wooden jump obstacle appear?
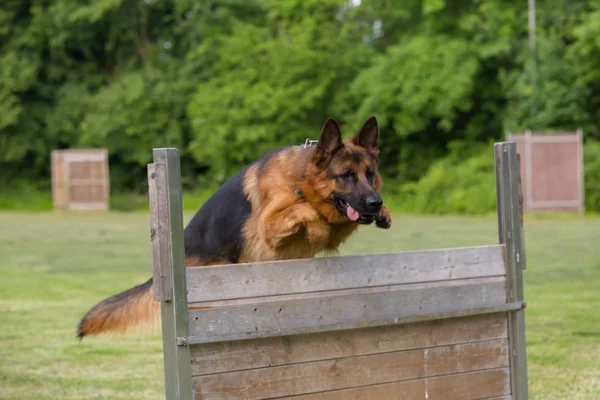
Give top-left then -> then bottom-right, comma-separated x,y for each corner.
147,142 -> 529,400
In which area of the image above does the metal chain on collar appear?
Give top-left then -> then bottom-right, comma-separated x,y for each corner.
302,138 -> 319,148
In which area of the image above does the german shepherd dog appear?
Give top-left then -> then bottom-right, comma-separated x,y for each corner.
77,116 -> 392,339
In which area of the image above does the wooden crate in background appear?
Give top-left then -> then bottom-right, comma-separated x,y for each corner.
506,130 -> 584,213
51,149 -> 109,211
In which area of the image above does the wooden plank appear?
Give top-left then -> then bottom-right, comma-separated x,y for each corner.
51,151 -> 67,209
524,131 -> 533,211
525,199 -> 581,208
192,339 -> 509,400
576,128 -> 585,213
186,302 -> 522,346
148,163 -> 173,302
151,148 -> 193,400
67,202 -> 109,211
190,313 -> 508,376
69,179 -> 107,184
495,142 -> 529,400
516,152 -> 527,270
277,368 -> 511,400
61,150 -> 108,163
186,245 -> 506,302
187,276 -> 507,344
523,134 -> 580,143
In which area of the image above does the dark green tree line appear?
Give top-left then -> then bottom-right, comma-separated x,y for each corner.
1,0 -> 599,211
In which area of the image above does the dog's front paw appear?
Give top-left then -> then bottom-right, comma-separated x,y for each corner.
375,205 -> 392,229
305,219 -> 331,244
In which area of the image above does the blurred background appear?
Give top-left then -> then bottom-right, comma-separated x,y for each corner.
2,0 -> 599,214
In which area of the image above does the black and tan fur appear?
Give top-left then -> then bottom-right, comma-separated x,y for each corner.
77,116 -> 392,338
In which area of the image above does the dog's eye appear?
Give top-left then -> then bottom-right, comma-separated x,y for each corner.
366,169 -> 375,182
340,170 -> 355,181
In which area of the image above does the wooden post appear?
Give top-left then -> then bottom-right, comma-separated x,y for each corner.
576,127 -> 585,214
148,148 -> 193,400
148,163 -> 173,302
495,142 -> 529,400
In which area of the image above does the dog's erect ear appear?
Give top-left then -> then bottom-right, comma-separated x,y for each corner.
352,116 -> 379,151
314,117 -> 344,166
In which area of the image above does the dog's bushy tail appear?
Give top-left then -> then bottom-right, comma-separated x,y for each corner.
77,278 -> 160,339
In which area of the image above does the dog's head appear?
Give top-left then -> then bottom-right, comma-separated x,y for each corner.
309,116 -> 384,225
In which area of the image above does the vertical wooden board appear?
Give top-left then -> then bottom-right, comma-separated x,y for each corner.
102,152 -> 110,210
191,313 -> 508,376
51,153 -> 67,209
53,182 -> 67,208
277,368 -> 511,400
495,142 -> 529,400
192,339 -> 509,400
576,128 -> 585,213
151,148 -> 194,400
507,133 -> 528,211
147,163 -> 172,302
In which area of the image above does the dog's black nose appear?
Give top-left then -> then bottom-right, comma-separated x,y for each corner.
365,195 -> 383,211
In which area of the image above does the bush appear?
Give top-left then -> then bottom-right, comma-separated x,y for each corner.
584,139 -> 600,213
0,181 -> 53,211
394,139 -> 600,216
398,141 -> 497,215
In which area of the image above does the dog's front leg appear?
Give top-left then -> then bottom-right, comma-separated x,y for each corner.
261,203 -> 331,250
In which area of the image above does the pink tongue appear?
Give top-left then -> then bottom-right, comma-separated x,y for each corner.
346,203 -> 360,221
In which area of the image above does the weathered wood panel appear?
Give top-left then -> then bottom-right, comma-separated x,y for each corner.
277,368 -> 511,400
496,142 -> 529,400
192,339 -> 509,400
187,276 -> 507,343
186,245 -> 506,303
151,148 -> 194,400
191,313 -> 508,376
51,152 -> 67,209
148,163 -> 173,302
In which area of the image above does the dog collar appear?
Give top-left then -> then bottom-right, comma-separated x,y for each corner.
296,139 -> 316,198
302,138 -> 318,148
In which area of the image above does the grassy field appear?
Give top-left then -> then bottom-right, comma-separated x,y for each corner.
0,210 -> 598,400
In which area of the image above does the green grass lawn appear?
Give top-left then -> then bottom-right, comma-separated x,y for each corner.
0,210 -> 598,400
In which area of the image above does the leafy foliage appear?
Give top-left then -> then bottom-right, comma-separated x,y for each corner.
583,140 -> 600,212
1,0 -> 600,211
187,0 -> 354,183
399,141 -> 497,215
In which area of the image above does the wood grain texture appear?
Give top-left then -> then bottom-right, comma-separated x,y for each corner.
186,245 -> 506,303
495,142 -> 529,400
187,276 -> 507,343
148,162 -> 172,302
192,339 -> 509,400
152,148 -> 194,400
190,313 -> 508,376
278,368 -> 511,400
